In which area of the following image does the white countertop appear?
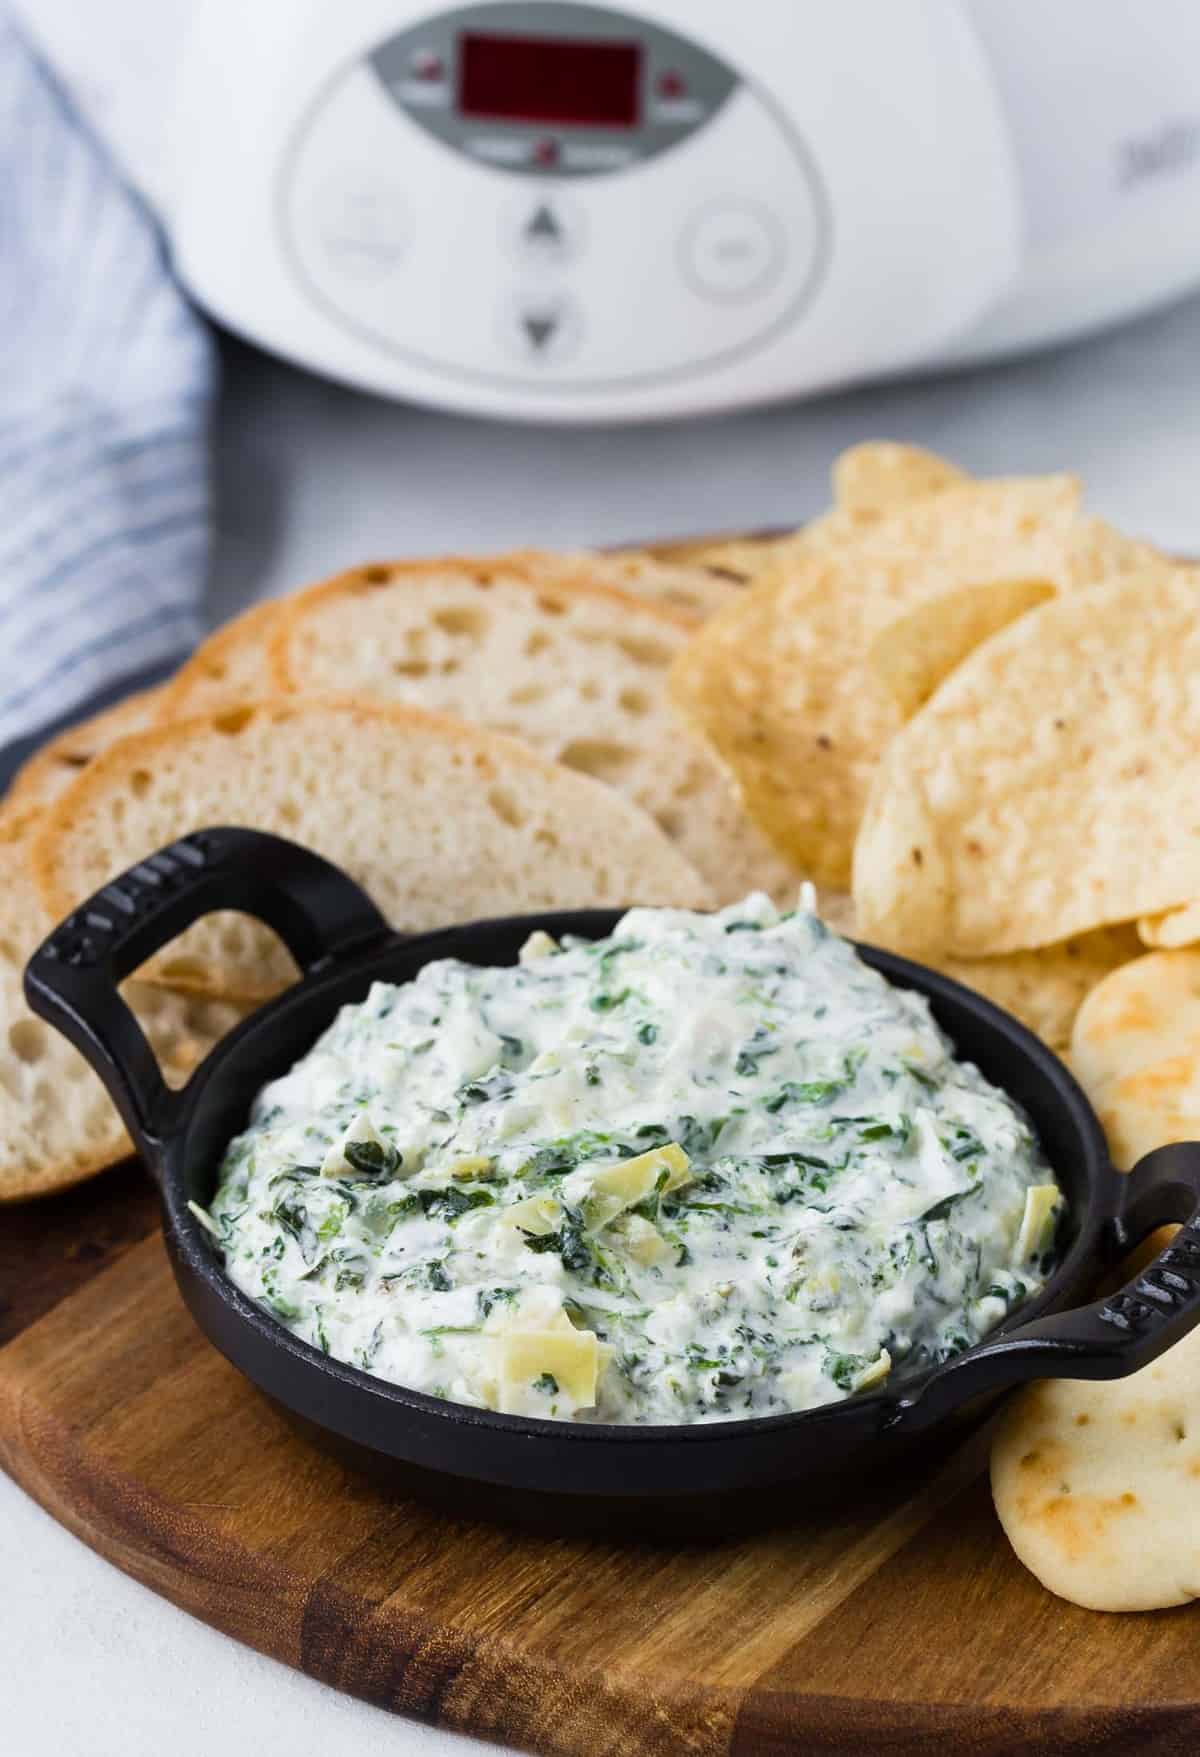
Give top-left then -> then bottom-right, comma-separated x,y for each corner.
9,286 -> 1200,1757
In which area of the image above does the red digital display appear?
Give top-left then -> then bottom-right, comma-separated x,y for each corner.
458,33 -> 641,128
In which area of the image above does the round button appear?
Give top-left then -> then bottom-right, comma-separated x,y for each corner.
502,195 -> 584,268
679,202 -> 784,303
498,291 -> 583,365
314,175 -> 409,279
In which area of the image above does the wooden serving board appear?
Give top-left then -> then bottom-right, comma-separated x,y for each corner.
3,1164 -> 1200,1756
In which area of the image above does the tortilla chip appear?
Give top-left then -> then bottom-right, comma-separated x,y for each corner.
854,567 -> 1200,956
936,925 -> 1143,1054
991,1320 -> 1200,1610
812,892 -> 1129,1049
1069,515 -> 1163,586
668,477 -> 1083,885
1070,948 -> 1200,1168
868,579 -> 1056,719
1137,899 -> 1200,950
832,441 -> 968,515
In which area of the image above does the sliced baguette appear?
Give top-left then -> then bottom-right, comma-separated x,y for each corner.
7,687 -> 164,810
33,696 -> 712,1002
155,599 -> 281,721
269,557 -> 801,905
634,533 -> 781,580
0,808 -> 246,1200
517,548 -> 741,619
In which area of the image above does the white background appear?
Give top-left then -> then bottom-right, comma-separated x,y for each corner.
7,288 -> 1200,1755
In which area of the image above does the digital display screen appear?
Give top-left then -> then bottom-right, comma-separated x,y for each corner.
458,33 -> 641,128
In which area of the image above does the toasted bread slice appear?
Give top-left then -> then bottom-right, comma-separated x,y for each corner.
633,533 -> 782,580
155,600 -> 281,721
33,696 -> 711,1002
7,687 -> 164,810
0,808 -> 246,1200
518,548 -> 740,619
269,557 -> 800,905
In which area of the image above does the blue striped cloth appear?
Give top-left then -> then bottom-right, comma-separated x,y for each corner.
0,10 -> 212,751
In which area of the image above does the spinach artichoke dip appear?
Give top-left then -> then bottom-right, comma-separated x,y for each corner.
199,894 -> 1062,1426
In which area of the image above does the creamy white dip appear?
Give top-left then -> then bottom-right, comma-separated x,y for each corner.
200,894 -> 1061,1425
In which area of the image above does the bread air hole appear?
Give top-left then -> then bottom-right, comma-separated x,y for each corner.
9,1018 -> 47,1063
559,739 -> 635,784
509,683 -> 546,706
433,605 -> 488,639
618,686 -> 650,716
392,659 -> 430,677
130,769 -> 152,799
524,631 -> 550,657
488,786 -> 525,829
616,633 -> 672,667
213,706 -> 254,736
155,955 -> 215,986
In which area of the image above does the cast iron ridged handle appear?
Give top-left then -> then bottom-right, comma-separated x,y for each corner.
25,828 -> 391,1161
895,1141 -> 1200,1429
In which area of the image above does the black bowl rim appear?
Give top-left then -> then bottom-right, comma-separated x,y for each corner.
162,911 -> 1114,1448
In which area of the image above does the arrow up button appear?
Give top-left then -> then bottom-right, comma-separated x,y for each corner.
526,204 -> 561,244
503,196 -> 582,266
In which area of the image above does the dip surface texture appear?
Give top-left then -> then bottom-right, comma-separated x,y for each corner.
205,896 -> 1059,1424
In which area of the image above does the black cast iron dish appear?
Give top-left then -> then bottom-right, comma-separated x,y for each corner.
25,829 -> 1200,1535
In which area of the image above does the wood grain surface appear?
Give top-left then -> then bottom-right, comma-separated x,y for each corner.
3,1162 -> 1200,1756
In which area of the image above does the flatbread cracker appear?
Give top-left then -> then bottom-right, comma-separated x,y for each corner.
991,1324 -> 1200,1611
1069,948 -> 1200,1169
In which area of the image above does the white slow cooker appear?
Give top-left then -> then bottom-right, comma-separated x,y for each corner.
22,0 -> 1200,422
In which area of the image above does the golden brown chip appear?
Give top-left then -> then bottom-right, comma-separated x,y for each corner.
831,441 -> 968,515
935,925 -> 1143,1054
1137,899 -> 1200,950
1069,515 -> 1163,586
669,477 -> 1082,885
867,579 -> 1056,719
853,567 -> 1200,956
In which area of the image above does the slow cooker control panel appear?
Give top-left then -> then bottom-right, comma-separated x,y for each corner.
281,1 -> 828,392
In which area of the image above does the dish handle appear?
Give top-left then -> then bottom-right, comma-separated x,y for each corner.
24,827 -> 391,1162
893,1143 -> 1200,1432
